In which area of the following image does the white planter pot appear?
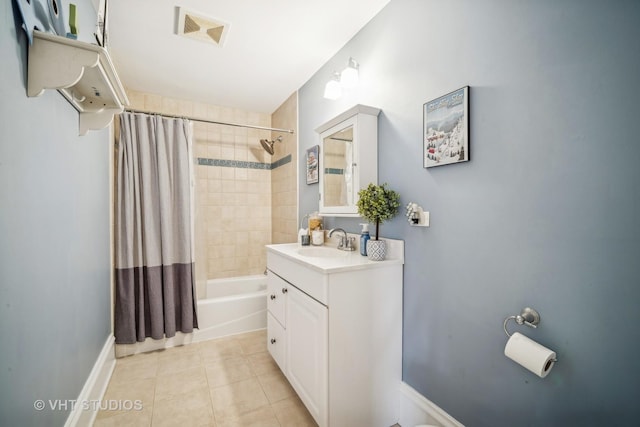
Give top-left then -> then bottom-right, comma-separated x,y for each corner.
366,239 -> 387,261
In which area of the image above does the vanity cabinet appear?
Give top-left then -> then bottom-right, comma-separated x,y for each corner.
266,268 -> 328,424
266,272 -> 288,371
266,242 -> 403,427
285,284 -> 328,423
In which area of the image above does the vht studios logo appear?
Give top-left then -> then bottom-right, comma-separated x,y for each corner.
34,399 -> 143,411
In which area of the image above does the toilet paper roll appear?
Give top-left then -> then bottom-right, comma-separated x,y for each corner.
504,332 -> 556,378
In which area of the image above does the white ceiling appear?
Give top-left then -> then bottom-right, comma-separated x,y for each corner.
106,0 -> 390,114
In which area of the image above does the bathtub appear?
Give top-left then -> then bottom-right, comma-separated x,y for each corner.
194,274 -> 267,342
115,274 -> 267,357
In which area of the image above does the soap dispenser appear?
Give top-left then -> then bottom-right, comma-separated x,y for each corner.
299,227 -> 310,246
359,223 -> 370,256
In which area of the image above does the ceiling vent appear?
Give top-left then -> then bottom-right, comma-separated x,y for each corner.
176,7 -> 230,47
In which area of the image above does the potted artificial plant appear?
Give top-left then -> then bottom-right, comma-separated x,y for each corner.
356,183 -> 400,261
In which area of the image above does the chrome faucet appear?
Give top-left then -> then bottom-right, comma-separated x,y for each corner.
328,228 -> 356,251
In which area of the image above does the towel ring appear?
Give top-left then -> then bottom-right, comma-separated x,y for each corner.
503,307 -> 540,337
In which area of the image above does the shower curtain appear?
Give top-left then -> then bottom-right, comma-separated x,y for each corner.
114,112 -> 198,344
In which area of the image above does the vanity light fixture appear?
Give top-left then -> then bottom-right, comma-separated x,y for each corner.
340,57 -> 359,88
324,57 -> 360,100
323,72 -> 342,100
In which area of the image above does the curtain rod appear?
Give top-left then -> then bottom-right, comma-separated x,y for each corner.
123,108 -> 295,134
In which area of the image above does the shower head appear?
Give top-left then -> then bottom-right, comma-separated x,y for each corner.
260,139 -> 274,155
259,136 -> 283,155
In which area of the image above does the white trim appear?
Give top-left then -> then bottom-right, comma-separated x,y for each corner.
314,104 -> 380,133
398,382 -> 465,427
109,122 -> 115,337
64,335 -> 116,427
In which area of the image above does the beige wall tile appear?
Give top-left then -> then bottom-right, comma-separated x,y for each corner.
271,92 -> 298,244
124,89 -> 297,289
126,90 -> 144,109
161,97 -> 179,115
143,93 -> 162,112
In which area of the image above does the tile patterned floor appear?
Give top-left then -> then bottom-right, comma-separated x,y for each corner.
93,330 -> 317,427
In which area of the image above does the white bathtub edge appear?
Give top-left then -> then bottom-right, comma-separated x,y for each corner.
205,274 -> 267,299
192,301 -> 267,343
398,381 -> 465,427
64,334 -> 116,427
192,324 -> 267,343
115,274 -> 267,358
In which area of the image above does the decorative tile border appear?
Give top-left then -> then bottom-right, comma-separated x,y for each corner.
197,158 -> 269,170
271,154 -> 292,170
324,167 -> 344,175
197,154 -> 291,170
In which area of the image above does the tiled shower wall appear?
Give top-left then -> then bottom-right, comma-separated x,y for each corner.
271,93 -> 298,244
124,90 -> 297,298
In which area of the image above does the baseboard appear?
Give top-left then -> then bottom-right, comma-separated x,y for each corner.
398,382 -> 464,427
64,334 -> 116,427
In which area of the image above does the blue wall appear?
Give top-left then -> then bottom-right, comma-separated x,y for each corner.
299,0 -> 640,425
0,1 -> 112,425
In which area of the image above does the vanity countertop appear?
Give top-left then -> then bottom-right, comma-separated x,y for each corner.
266,239 -> 404,274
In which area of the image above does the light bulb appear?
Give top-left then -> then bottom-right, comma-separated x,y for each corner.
323,72 -> 342,100
340,57 -> 359,88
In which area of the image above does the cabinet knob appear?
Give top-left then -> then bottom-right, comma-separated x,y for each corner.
281,288 -> 288,294
270,294 -> 276,300
270,338 -> 276,344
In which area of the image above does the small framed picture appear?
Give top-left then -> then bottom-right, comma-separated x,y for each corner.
423,86 -> 469,168
95,0 -> 108,47
306,145 -> 319,184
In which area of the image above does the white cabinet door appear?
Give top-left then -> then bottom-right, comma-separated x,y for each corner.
267,270 -> 287,325
286,285 -> 328,427
267,312 -> 286,371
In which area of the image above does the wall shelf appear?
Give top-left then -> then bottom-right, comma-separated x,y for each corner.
27,30 -> 129,135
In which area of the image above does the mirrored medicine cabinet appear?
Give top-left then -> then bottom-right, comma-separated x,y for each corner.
314,105 -> 380,216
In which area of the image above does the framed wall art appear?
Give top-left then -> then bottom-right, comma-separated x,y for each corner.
423,86 -> 469,168
306,145 -> 319,184
95,0 -> 109,47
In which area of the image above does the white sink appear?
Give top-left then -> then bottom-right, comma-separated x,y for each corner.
267,241 -> 403,273
296,246 -> 351,258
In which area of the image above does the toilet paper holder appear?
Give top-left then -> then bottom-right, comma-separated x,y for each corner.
503,307 -> 541,337
503,307 -> 558,367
